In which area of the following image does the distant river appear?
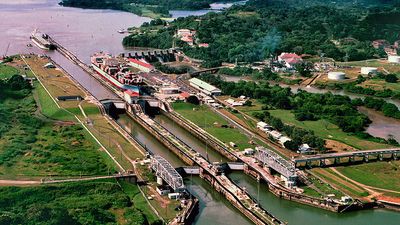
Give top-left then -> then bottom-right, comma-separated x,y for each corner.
170,0 -> 248,18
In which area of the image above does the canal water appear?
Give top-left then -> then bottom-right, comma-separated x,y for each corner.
229,171 -> 400,225
118,112 -> 400,225
154,114 -> 229,163
2,1 -> 400,224
117,113 -> 252,225
0,0 -> 150,99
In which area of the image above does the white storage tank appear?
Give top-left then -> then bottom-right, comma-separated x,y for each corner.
388,55 -> 400,63
361,67 -> 378,75
328,71 -> 346,80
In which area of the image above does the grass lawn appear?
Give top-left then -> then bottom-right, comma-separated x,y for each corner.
0,179 -> 157,225
83,108 -> 144,168
360,78 -> 400,94
0,55 -> 146,179
302,175 -> 345,199
268,109 -> 393,150
25,55 -> 144,169
173,102 -> 254,150
119,181 -> 161,224
336,161 -> 400,192
34,82 -> 76,121
311,168 -> 369,198
142,185 -> 179,222
0,64 -> 19,79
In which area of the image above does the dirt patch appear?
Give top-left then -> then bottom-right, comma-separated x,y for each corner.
53,121 -> 76,126
312,168 -> 367,198
377,195 -> 400,204
147,186 -> 170,208
325,139 -> 357,153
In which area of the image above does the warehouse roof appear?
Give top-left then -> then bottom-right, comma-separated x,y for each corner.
189,78 -> 221,93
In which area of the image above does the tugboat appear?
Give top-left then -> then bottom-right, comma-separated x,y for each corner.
117,28 -> 127,34
30,29 -> 56,50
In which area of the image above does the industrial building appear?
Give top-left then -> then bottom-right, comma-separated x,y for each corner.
189,78 -> 221,96
127,58 -> 154,72
159,86 -> 180,95
328,71 -> 346,80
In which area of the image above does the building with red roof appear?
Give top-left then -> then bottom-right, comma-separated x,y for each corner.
198,43 -> 209,48
128,58 -> 154,73
278,52 -> 303,69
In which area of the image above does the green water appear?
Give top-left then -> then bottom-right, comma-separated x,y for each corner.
228,171 -> 400,225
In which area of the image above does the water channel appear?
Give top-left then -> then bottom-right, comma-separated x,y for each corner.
1,1 -> 400,224
118,112 -> 400,225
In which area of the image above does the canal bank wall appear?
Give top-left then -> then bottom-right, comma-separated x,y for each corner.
125,105 -> 284,225
199,168 -> 283,225
125,109 -> 196,166
243,164 -> 374,213
163,107 -> 372,213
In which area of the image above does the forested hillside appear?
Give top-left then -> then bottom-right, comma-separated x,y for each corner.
123,0 -> 400,64
59,0 -> 242,17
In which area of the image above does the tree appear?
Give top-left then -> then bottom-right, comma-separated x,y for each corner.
284,140 -> 298,151
385,74 -> 398,83
295,62 -> 314,77
243,100 -> 252,106
381,103 -> 400,118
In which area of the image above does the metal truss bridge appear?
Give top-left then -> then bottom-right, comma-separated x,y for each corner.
151,155 -> 185,191
255,147 -> 297,180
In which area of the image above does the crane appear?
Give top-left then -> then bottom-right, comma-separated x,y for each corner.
3,43 -> 10,58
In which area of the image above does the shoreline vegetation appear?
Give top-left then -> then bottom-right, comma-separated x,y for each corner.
122,0 -> 400,64
59,0 -> 243,19
198,73 -> 399,150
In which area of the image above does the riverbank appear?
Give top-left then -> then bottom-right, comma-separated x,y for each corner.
59,0 -> 245,19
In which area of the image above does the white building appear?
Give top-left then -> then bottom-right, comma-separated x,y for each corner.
225,98 -> 243,107
257,121 -> 271,130
189,78 -> 221,96
279,136 -> 292,147
268,130 -> 283,139
156,186 -> 171,196
244,148 -> 255,155
298,144 -> 312,153
278,52 -> 303,69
